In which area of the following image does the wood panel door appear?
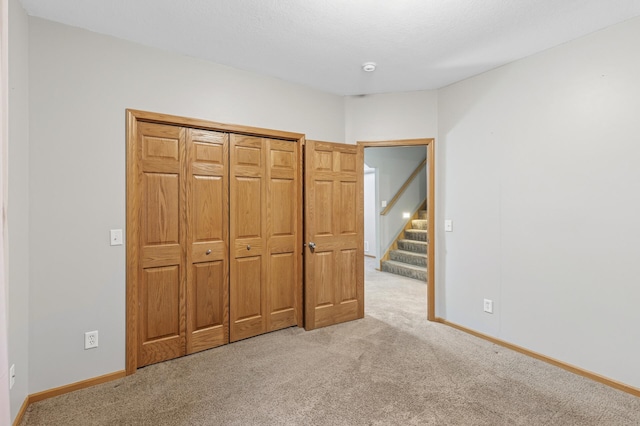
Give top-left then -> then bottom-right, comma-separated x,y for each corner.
229,135 -> 268,341
135,122 -> 187,367
266,139 -> 302,331
304,140 -> 364,330
185,129 -> 229,354
229,135 -> 302,341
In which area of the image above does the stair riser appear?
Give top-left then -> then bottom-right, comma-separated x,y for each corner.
390,251 -> 427,267
398,240 -> 427,254
405,229 -> 428,241
382,262 -> 427,281
418,210 -> 428,220
411,219 -> 428,230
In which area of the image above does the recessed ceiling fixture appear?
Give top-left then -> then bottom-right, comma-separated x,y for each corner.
362,62 -> 377,72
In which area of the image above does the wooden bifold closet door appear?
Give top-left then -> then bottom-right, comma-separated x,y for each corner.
186,129 -> 229,354
132,120 -> 300,368
229,135 -> 300,342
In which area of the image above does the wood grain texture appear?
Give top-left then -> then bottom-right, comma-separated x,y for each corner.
229,135 -> 301,340
304,140 -> 364,330
127,109 -> 304,141
134,121 -> 187,368
186,128 -> 229,354
127,110 -> 303,371
230,135 -> 267,341
126,110 -> 140,375
28,371 -> 126,403
426,139 -> 436,321
266,139 -> 300,331
11,396 -> 29,426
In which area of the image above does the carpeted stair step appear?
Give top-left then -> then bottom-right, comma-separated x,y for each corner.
397,239 -> 427,254
411,219 -> 428,230
405,229 -> 428,242
418,210 -> 428,220
389,249 -> 427,267
381,260 -> 427,281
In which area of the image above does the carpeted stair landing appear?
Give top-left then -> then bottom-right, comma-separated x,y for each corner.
382,210 -> 427,281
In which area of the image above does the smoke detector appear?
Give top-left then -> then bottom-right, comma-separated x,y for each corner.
362,62 -> 377,72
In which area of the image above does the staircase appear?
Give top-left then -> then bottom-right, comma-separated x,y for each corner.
381,210 -> 427,281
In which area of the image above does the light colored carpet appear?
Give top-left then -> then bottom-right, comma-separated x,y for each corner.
20,259 -> 640,425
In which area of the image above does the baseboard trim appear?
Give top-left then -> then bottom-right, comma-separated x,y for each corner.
29,370 -> 126,404
12,396 -> 30,426
364,254 -> 376,258
435,317 -> 640,398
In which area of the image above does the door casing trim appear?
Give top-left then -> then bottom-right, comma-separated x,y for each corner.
357,138 -> 436,321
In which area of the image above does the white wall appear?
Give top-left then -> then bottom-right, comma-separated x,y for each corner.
344,90 -> 438,144
437,16 -> 640,388
364,146 -> 426,257
363,170 -> 377,257
27,17 -> 345,393
7,0 -> 30,421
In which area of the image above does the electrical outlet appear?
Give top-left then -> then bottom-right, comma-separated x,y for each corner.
483,299 -> 493,314
85,330 -> 99,349
9,364 -> 15,389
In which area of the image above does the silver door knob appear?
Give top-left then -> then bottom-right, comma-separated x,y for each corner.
206,249 -> 212,255
308,242 -> 316,251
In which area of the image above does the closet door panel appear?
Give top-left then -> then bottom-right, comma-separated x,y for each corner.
186,129 -> 229,354
136,122 -> 187,367
269,252 -> 296,330
128,112 -> 303,373
230,255 -> 264,340
231,176 -> 263,258
266,139 -> 300,331
230,135 -> 267,341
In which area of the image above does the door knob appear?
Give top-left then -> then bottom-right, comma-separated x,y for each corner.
206,249 -> 212,255
308,242 -> 316,252
247,244 -> 251,250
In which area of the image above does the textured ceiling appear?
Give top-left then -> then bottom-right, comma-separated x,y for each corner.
19,0 -> 640,95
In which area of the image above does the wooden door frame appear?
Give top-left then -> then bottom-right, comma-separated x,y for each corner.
357,139 -> 436,321
125,109 -> 305,375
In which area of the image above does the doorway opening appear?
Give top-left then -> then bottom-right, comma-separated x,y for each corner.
357,139 -> 435,321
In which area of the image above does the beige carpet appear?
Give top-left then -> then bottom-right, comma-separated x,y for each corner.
20,259 -> 640,425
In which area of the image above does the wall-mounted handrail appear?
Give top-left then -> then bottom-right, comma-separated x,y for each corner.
380,159 -> 426,215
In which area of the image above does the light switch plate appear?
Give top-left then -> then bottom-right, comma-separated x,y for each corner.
444,220 -> 453,232
110,229 -> 123,246
9,364 -> 15,389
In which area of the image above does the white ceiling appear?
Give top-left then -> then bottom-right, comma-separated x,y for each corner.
19,0 -> 640,95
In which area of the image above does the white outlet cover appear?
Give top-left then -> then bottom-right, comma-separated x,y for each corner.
85,330 -> 99,349
483,299 -> 493,314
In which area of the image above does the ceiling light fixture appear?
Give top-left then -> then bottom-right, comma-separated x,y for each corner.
362,62 -> 377,72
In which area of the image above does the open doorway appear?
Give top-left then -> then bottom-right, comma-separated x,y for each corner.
358,139 -> 435,321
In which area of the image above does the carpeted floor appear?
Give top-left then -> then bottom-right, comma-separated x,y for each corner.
20,259 -> 640,425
